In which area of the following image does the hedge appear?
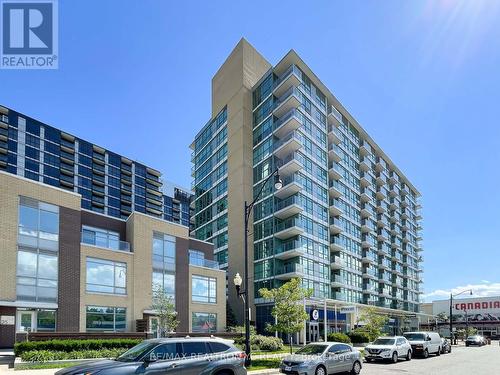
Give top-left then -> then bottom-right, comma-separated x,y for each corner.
234,334 -> 284,351
20,348 -> 127,362
347,331 -> 371,344
14,339 -> 141,357
327,332 -> 351,344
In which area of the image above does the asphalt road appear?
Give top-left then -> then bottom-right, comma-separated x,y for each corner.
360,344 -> 500,375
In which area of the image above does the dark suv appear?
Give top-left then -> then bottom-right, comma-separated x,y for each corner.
55,337 -> 247,375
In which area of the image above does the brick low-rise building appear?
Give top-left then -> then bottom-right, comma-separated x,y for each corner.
0,169 -> 225,348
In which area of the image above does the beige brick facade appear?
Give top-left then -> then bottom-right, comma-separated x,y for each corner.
0,172 -> 80,302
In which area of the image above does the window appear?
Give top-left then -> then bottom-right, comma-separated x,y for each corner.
86,257 -> 127,295
86,306 -> 126,332
191,275 -> 217,304
37,310 -> 56,331
16,248 -> 58,302
152,233 -> 176,299
191,312 -> 217,333
209,342 -> 230,353
18,197 -> 59,251
81,225 -> 129,251
182,342 -> 210,357
149,343 -> 181,361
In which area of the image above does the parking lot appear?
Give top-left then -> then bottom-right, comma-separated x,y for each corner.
360,343 -> 500,375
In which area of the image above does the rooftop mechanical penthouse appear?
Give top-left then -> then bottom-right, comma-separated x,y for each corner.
191,39 -> 423,335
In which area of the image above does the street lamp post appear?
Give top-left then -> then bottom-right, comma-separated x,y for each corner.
449,289 -> 472,344
233,168 -> 282,366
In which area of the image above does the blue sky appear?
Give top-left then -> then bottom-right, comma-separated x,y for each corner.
2,0 -> 500,301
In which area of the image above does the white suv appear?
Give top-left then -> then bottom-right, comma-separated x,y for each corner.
365,336 -> 412,363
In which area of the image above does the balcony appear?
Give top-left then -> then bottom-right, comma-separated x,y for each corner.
60,151 -> 75,164
60,139 -> 75,153
359,140 -> 371,156
275,216 -> 304,240
81,231 -> 131,252
275,174 -> 302,199
327,105 -> 342,126
376,187 -> 386,200
330,236 -> 344,251
92,152 -> 105,165
276,263 -> 303,280
328,163 -> 342,180
361,219 -> 374,233
328,144 -> 341,162
361,234 -> 375,249
360,188 -> 371,203
278,153 -> 303,177
273,108 -> 302,139
330,256 -> 345,270
328,181 -> 342,198
332,292 -> 346,301
328,125 -> 342,144
189,256 -> 219,270
329,199 -> 343,216
330,218 -> 342,234
359,156 -> 371,172
274,131 -> 302,159
273,64 -> 302,98
275,239 -> 304,260
362,269 -> 378,280
331,274 -> 346,287
273,86 -> 302,118
275,195 -> 303,219
363,284 -> 378,294
360,204 -> 373,218
360,172 -> 371,187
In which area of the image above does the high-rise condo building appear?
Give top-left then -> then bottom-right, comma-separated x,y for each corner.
191,39 -> 423,336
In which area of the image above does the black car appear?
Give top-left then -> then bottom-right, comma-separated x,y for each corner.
55,337 -> 247,375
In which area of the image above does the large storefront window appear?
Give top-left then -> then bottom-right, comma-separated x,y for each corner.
192,312 -> 217,333
152,232 -> 175,299
86,306 -> 126,332
191,275 -> 217,304
86,257 -> 127,295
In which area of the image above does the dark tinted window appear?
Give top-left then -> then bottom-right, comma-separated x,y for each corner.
209,342 -> 230,353
329,344 -> 351,354
182,342 -> 209,357
148,343 -> 181,361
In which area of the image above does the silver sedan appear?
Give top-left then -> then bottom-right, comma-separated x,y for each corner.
279,342 -> 362,375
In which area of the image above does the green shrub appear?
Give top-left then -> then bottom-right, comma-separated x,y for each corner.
348,331 -> 371,344
20,348 -> 127,362
15,339 -> 140,357
233,334 -> 283,351
327,332 -> 351,344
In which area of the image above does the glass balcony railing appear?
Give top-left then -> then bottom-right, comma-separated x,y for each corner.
189,256 -> 219,269
276,216 -> 302,233
81,231 -> 130,252
276,263 -> 303,275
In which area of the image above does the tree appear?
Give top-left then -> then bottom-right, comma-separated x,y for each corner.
436,312 -> 448,322
226,302 -> 239,329
151,286 -> 179,337
259,277 -> 312,354
356,307 -> 389,342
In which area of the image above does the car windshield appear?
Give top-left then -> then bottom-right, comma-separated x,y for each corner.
116,341 -> 158,362
372,338 -> 395,345
403,333 -> 426,341
295,344 -> 328,355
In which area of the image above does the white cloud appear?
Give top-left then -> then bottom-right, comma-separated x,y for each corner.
422,282 -> 500,302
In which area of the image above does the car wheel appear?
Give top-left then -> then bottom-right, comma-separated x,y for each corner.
436,347 -> 441,356
315,365 -> 326,375
448,346 -> 452,353
351,361 -> 362,375
392,351 -> 398,363
423,349 -> 429,358
406,350 -> 412,361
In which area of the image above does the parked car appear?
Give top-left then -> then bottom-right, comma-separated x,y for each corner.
364,336 -> 412,363
403,331 -> 442,358
466,335 -> 486,347
440,338 -> 452,354
55,337 -> 247,375
279,342 -> 362,375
